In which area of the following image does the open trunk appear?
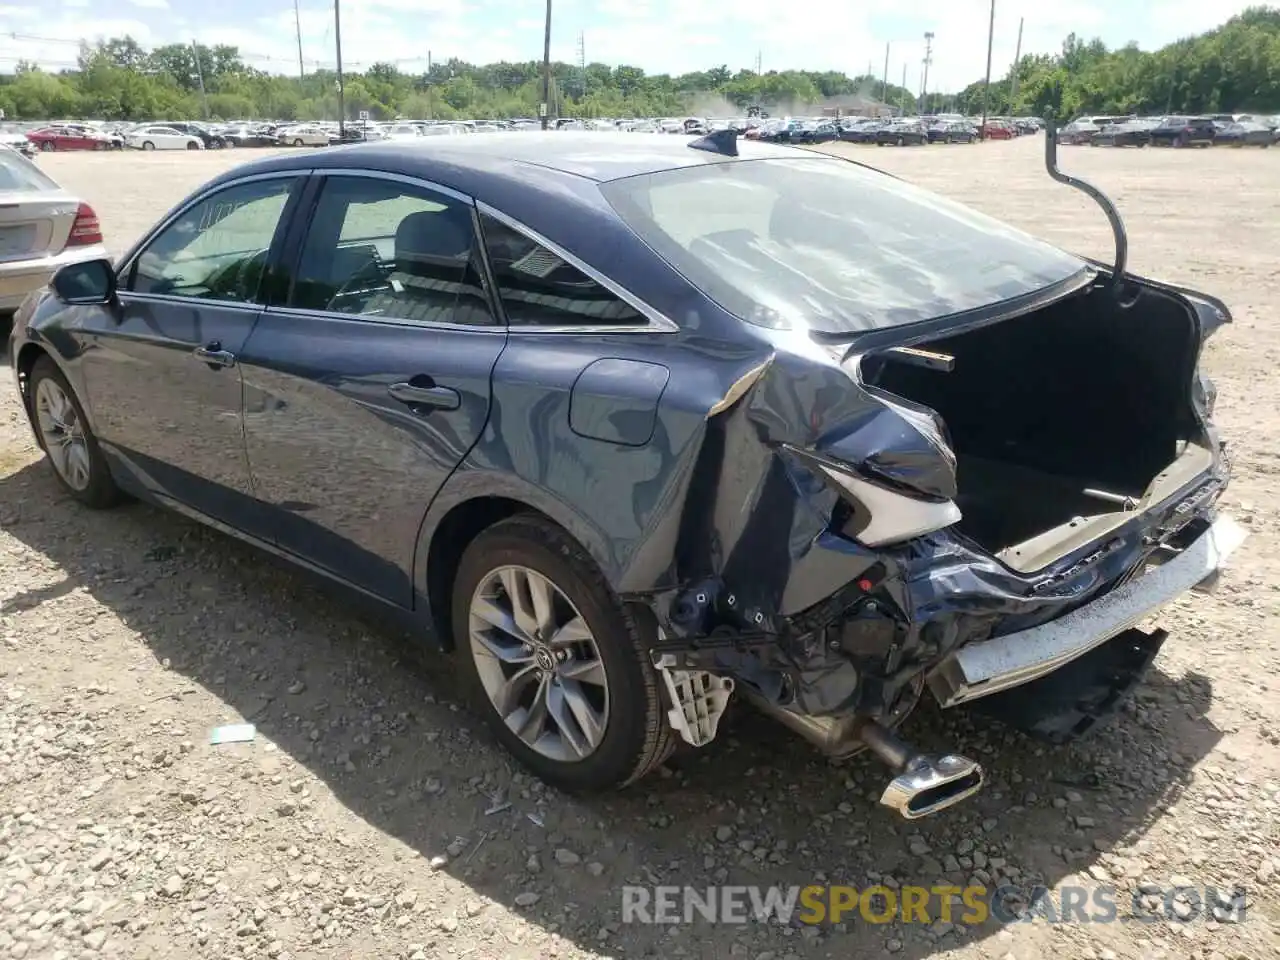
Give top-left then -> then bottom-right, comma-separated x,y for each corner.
860,284 -> 1209,571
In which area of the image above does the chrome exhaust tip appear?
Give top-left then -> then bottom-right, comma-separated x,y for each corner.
857,719 -> 984,819
879,754 -> 985,819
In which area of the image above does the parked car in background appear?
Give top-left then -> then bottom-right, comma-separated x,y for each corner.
1150,116 -> 1216,147
876,119 -> 928,146
979,119 -> 1014,140
0,146 -> 106,319
221,126 -> 279,148
928,121 -> 978,143
1058,120 -> 1100,145
839,119 -> 884,144
792,120 -> 839,144
25,125 -> 115,152
276,124 -> 330,147
1212,120 -> 1273,148
0,126 -> 38,158
160,122 -> 227,149
124,125 -> 205,151
1092,119 -> 1156,147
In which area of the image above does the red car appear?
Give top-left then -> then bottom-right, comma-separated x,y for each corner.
980,120 -> 1014,140
25,125 -> 116,152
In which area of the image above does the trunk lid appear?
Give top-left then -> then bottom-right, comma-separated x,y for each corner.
0,192 -> 78,261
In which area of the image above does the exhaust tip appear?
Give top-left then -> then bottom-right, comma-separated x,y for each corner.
879,754 -> 984,819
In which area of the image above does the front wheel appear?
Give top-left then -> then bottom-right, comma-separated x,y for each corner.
186,141 -> 200,151
142,141 -> 155,151
28,357 -> 123,509
452,515 -> 674,792
41,141 -> 55,152
293,138 -> 304,146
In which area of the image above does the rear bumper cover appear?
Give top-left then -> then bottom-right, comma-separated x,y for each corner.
927,515 -> 1246,708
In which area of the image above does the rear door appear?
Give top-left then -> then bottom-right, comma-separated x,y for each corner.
77,172 -> 305,524
238,171 -> 506,605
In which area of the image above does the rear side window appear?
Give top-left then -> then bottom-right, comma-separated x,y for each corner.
478,212 -> 643,327
289,175 -> 492,326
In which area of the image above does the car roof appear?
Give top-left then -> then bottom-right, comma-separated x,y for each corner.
210,131 -> 807,192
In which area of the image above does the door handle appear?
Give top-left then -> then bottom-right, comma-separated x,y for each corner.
388,380 -> 461,411
193,342 -> 236,369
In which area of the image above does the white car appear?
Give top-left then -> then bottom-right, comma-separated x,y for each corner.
383,123 -> 424,140
124,126 -> 204,151
276,125 -> 331,147
0,147 -> 109,315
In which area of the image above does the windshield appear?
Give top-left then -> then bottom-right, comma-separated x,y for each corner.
600,156 -> 1084,335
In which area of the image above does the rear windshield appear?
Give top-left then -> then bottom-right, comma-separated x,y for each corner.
0,149 -> 58,192
600,156 -> 1084,335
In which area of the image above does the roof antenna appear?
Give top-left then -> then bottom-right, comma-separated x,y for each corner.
688,128 -> 739,157
1044,118 -> 1138,308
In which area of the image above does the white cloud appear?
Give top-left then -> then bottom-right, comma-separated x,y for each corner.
0,0 -> 1246,96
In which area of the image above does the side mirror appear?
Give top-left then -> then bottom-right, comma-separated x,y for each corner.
51,258 -> 117,305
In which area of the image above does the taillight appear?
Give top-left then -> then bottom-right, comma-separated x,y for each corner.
66,202 -> 103,247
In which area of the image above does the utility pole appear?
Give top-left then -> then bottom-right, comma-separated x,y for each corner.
755,50 -> 762,75
921,31 -> 934,112
190,40 -> 209,118
426,50 -> 433,119
980,0 -> 995,137
541,0 -> 552,128
1009,17 -> 1024,108
901,62 -> 908,114
881,42 -> 890,108
293,0 -> 305,80
334,0 -> 345,135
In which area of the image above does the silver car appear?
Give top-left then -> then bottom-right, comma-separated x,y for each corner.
0,147 -> 108,314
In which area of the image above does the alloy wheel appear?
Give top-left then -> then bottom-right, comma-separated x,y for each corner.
34,378 -> 92,491
468,564 -> 610,763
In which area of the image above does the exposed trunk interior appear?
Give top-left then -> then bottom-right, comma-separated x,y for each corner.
861,283 -> 1205,567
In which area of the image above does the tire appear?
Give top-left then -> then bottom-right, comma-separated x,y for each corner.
27,357 -> 123,509
41,141 -> 55,152
451,514 -> 674,792
896,136 -> 905,146
143,141 -> 155,151
293,138 -> 304,146
946,135 -> 953,144
186,141 -> 199,150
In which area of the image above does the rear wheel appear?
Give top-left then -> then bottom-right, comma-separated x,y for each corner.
452,515 -> 674,792
28,357 -> 123,509
293,138 -> 304,146
186,141 -> 199,150
896,135 -> 905,146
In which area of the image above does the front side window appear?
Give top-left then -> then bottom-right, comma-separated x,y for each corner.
289,175 -> 491,326
128,177 -> 297,302
479,212 -> 642,327
600,156 -> 1085,335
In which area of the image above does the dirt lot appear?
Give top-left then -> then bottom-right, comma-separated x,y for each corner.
2,139 -> 1278,960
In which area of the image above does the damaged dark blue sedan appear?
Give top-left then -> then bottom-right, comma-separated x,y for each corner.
9,130 -> 1245,818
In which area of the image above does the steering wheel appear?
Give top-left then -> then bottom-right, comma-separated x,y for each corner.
324,248 -> 392,309
204,248 -> 271,302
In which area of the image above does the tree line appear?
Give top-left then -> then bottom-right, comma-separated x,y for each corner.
1,7 -> 1277,123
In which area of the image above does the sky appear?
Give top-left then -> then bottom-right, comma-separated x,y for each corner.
0,0 -> 1257,94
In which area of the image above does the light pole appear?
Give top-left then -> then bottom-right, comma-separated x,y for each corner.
541,0 -> 552,129
921,31 -> 934,112
980,0 -> 995,138
334,0 -> 345,137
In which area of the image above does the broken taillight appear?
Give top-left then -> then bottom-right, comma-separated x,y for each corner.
66,203 -> 103,247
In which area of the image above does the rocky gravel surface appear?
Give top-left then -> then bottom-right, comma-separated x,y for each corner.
1,140 -> 1278,959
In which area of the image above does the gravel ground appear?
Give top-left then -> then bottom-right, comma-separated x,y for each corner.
2,139 -> 1278,960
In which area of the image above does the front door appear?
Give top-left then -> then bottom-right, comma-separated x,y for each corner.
77,174 -> 303,525
239,173 -> 506,605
